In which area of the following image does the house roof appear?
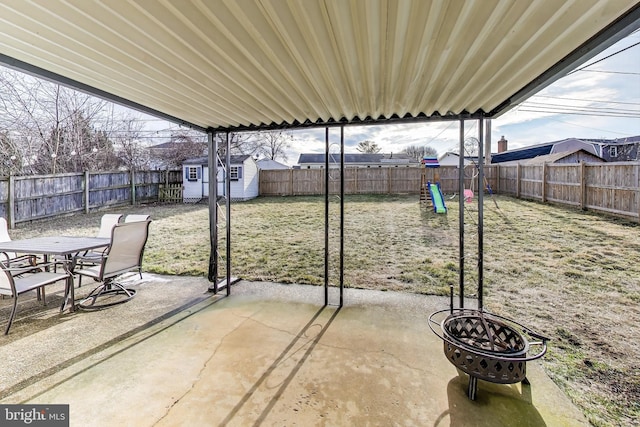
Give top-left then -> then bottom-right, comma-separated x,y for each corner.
523,148 -> 603,164
438,152 -> 481,161
491,145 -> 553,164
148,142 -> 177,150
256,159 -> 289,170
491,136 -> 634,163
298,153 -> 416,164
0,1 -> 638,132
588,135 -> 640,145
184,155 -> 251,165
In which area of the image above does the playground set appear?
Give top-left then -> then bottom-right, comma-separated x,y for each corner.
420,156 -> 447,214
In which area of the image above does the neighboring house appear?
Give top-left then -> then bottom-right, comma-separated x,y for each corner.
490,138 -> 600,164
182,155 -> 258,203
297,153 -> 419,168
257,158 -> 290,170
519,148 -> 604,165
438,152 -> 483,166
588,135 -> 640,162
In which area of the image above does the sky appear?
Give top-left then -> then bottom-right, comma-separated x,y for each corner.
274,30 -> 640,165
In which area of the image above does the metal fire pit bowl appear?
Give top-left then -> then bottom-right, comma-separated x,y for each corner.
429,308 -> 549,400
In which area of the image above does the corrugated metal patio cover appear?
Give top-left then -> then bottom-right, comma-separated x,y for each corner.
0,0 -> 638,131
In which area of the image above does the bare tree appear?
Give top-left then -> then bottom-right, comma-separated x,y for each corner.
463,137 -> 480,156
0,132 -> 23,176
356,140 -> 381,153
30,110 -> 120,174
109,112 -> 150,171
449,137 -> 480,157
254,130 -> 292,161
0,67 -> 151,174
151,130 -> 207,168
402,145 -> 438,161
215,132 -> 260,158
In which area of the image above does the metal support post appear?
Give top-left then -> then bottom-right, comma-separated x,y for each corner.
478,118 -> 484,311
458,119 -> 465,308
225,132 -> 231,296
324,127 -> 330,306
339,126 -> 345,307
208,130 -> 218,289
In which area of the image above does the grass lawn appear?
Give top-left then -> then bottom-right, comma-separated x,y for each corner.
11,194 -> 640,426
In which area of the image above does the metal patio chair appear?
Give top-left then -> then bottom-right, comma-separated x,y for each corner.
0,260 -> 72,334
72,213 -> 123,284
74,220 -> 151,310
0,217 -> 38,267
124,214 -> 151,223
122,214 -> 151,279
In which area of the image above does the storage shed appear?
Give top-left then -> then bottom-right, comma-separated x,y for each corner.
183,155 -> 258,203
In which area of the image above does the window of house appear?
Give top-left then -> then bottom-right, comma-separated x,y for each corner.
609,146 -> 618,157
186,166 -> 199,181
229,166 -> 242,180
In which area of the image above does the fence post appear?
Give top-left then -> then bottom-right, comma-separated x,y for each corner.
355,168 -> 359,194
637,163 -> 640,223
387,168 -> 392,194
580,161 -> 586,211
496,165 -> 500,193
289,169 -> 294,196
541,163 -> 547,202
8,175 -> 15,229
84,171 -> 90,214
130,170 -> 136,205
516,163 -> 521,198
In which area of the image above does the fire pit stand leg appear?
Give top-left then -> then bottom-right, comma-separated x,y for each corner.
468,376 -> 478,400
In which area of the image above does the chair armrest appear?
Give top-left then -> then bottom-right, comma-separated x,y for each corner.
0,252 -> 41,267
75,246 -> 108,262
3,260 -> 71,275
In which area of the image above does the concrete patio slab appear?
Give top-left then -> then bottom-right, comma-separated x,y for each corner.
1,276 -> 588,426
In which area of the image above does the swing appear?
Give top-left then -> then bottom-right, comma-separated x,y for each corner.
464,188 -> 474,203
464,167 -> 478,203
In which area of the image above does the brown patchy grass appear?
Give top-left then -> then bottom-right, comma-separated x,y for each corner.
10,194 -> 640,426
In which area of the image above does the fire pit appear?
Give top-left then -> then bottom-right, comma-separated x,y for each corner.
429,308 -> 549,400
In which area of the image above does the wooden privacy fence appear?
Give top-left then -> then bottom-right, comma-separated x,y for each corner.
0,169 -> 182,228
260,167 -> 491,196
495,162 -> 640,220
260,163 -> 640,221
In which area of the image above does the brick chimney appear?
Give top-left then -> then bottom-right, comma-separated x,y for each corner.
498,136 -> 508,153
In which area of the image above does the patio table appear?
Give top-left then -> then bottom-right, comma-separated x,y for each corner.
0,236 -> 110,312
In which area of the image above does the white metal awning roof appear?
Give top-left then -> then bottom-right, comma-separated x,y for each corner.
0,0 -> 638,132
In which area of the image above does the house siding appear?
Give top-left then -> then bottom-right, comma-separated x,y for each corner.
600,143 -> 639,162
240,159 -> 259,200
